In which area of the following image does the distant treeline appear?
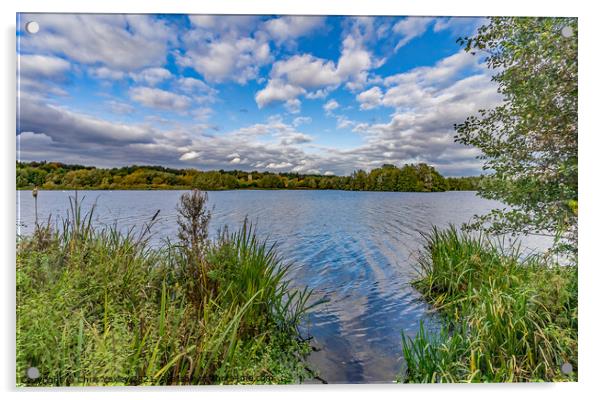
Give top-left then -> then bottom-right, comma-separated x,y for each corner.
17,161 -> 482,192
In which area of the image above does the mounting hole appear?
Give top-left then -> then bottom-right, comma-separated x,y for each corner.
25,21 -> 40,34
26,366 -> 40,380
561,26 -> 573,38
561,362 -> 573,375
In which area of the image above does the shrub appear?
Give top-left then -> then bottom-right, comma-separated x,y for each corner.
16,192 -> 317,386
401,226 -> 577,382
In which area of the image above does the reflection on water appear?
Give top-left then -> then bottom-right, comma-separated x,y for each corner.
16,190 -> 550,383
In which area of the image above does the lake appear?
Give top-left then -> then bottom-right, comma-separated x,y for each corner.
16,190 -> 550,383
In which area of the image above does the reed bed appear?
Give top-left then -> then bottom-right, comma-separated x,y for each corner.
401,227 -> 577,383
16,191 -> 318,386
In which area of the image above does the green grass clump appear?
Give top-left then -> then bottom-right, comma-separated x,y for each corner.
400,227 -> 577,383
17,192 -> 317,386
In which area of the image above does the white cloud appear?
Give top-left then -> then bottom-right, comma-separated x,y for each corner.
356,87 -> 383,110
229,116 -> 313,146
178,16 -> 271,84
17,54 -> 71,97
266,161 -> 293,169
264,16 -> 325,43
306,89 -> 330,99
106,100 -> 135,115
188,15 -> 260,33
336,115 -> 355,130
179,38 -> 271,84
255,80 -> 306,108
176,77 -> 216,94
384,50 -> 480,88
285,98 -> 302,114
392,17 -> 434,50
180,151 -> 201,161
347,66 -> 501,175
433,17 -> 487,36
337,35 -> 373,89
129,87 -> 191,111
18,54 -> 70,79
20,14 -> 175,71
89,67 -> 126,80
323,99 -> 356,130
292,116 -> 312,127
271,54 -> 340,89
356,50 -> 485,111
323,99 -> 340,113
131,67 -> 172,86
192,107 -> 213,121
255,28 -> 376,107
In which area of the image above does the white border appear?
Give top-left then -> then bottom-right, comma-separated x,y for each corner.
2,1 -> 600,399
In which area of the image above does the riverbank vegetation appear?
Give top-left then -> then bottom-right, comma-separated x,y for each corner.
17,161 -> 481,192
400,227 -> 577,382
400,17 -> 578,383
17,191 -> 318,385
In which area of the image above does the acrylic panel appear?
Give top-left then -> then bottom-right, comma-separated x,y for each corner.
16,13 -> 578,386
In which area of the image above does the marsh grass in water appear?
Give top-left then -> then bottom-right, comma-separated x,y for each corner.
400,227 -> 577,382
16,190 -> 319,386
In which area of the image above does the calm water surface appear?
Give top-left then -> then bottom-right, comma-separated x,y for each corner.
17,190 -> 549,383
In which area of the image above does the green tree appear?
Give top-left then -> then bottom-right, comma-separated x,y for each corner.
455,17 -> 577,255
258,174 -> 284,189
351,170 -> 367,191
397,165 -> 419,191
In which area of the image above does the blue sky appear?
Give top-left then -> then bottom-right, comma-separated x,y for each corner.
17,14 -> 500,176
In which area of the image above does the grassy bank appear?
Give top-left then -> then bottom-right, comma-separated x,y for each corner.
400,227 -> 577,383
16,191 -> 318,386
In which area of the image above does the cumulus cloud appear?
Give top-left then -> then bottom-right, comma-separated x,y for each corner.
188,15 -> 261,33
336,115 -> 355,130
356,87 -> 383,110
255,80 -> 306,108
131,67 -> 172,86
285,98 -> 302,114
255,28 -> 377,108
179,151 -> 201,161
178,16 -> 271,84
355,50 -> 486,111
347,56 -> 500,175
18,54 -> 71,97
271,54 -> 340,89
323,99 -> 340,114
18,54 -> 70,79
292,116 -> 312,127
175,77 -> 216,94
129,87 -> 191,111
264,16 -> 325,44
19,14 -> 175,71
178,38 -> 271,84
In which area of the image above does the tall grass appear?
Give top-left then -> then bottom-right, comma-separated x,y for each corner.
400,227 -> 577,383
17,192 -> 318,385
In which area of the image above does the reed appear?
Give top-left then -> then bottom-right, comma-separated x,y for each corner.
16,192 -> 318,386
400,226 -> 577,383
